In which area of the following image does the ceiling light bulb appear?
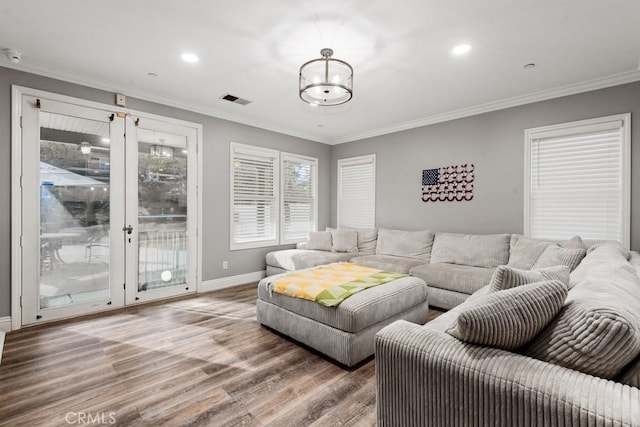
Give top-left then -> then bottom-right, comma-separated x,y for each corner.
452,44 -> 471,55
181,53 -> 199,63
101,138 -> 110,143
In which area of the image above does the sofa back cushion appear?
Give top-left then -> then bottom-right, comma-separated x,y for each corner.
339,225 -> 378,254
376,229 -> 434,261
525,243 -> 640,379
430,232 -> 510,268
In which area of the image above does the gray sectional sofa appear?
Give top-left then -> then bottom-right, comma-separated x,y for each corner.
264,227 -> 640,424
265,227 -> 591,309
376,242 -> 640,426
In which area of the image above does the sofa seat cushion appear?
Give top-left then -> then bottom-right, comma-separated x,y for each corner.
525,243 -> 640,379
265,249 -> 356,272
257,274 -> 428,333
430,232 -> 510,268
350,255 -> 426,274
376,228 -> 434,261
447,280 -> 568,350
410,263 -> 494,295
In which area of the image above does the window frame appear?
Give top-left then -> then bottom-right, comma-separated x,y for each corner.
337,154 -> 376,228
280,152 -> 319,245
524,113 -> 631,248
229,142 -> 280,250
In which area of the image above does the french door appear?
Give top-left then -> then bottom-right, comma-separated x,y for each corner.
20,95 -> 198,325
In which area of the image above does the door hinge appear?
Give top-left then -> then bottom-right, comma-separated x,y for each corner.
19,235 -> 23,247
20,116 -> 23,128
36,99 -> 41,109
19,176 -> 23,188
20,295 -> 23,307
123,283 -> 126,289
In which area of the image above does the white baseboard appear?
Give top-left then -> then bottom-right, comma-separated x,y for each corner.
0,316 -> 11,333
199,270 -> 265,293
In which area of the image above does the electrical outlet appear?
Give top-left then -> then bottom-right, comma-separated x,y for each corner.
222,261 -> 228,270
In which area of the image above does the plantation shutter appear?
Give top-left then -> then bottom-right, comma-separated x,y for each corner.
281,153 -> 318,244
526,115 -> 629,246
230,143 -> 279,249
338,154 -> 376,228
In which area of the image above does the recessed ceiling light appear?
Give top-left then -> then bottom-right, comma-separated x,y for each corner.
147,72 -> 158,78
523,63 -> 536,69
181,53 -> 199,63
452,44 -> 471,55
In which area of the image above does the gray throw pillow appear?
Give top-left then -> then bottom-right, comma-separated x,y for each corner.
447,280 -> 568,350
330,230 -> 358,253
306,231 -> 332,251
562,235 -> 584,250
507,235 -> 553,270
340,225 -> 378,254
532,244 -> 586,271
489,265 -> 570,292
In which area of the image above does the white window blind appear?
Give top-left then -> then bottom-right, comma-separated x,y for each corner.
525,114 -> 630,247
337,154 -> 376,228
280,153 -> 318,244
230,143 -> 279,250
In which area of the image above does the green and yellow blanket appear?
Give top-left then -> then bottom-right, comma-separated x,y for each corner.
270,262 -> 407,307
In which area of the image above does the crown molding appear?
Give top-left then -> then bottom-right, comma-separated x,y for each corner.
328,69 -> 640,145
3,61 -> 639,146
0,61 -> 330,144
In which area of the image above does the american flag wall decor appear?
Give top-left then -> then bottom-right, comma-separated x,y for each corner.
422,163 -> 474,202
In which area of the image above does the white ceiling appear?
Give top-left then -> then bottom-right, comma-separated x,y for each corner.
2,0 -> 640,145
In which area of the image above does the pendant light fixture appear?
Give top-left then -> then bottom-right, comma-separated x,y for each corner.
299,48 -> 353,106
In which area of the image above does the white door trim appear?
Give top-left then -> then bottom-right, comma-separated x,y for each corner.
10,85 -> 203,330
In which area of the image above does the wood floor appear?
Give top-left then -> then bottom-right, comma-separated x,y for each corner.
0,283 -> 442,427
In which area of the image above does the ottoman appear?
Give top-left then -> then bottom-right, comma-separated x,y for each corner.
256,273 -> 429,367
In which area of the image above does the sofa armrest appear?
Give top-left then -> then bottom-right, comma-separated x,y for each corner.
375,320 -> 640,427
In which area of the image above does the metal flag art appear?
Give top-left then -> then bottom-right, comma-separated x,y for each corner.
422,164 -> 474,202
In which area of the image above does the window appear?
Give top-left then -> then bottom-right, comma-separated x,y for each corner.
281,153 -> 318,244
337,154 -> 376,228
230,143 -> 279,250
525,114 -> 630,247
230,143 -> 319,250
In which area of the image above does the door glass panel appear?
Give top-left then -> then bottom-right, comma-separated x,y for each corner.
137,129 -> 188,292
39,111 -> 111,309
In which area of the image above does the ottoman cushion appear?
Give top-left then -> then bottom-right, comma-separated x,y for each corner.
258,274 -> 428,333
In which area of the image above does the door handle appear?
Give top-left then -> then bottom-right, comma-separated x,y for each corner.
123,225 -> 133,235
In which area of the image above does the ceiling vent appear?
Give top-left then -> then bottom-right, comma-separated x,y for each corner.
220,93 -> 252,106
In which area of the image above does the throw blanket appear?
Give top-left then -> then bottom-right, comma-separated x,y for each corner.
271,262 -> 407,307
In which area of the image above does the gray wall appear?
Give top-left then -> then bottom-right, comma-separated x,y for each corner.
331,81 -> 640,250
0,66 -> 331,318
